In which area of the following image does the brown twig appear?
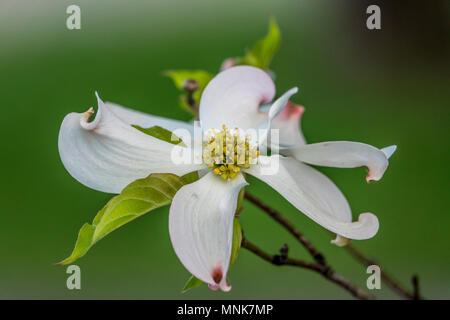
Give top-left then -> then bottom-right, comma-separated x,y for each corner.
412,275 -> 420,300
244,192 -> 326,265
244,186 -> 374,299
241,238 -> 319,271
241,236 -> 375,300
182,79 -> 199,114
245,190 -> 422,300
345,244 -> 420,299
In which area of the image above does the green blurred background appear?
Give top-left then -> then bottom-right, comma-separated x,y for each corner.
0,0 -> 449,299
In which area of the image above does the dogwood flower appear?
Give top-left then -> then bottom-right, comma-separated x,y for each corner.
58,66 -> 395,292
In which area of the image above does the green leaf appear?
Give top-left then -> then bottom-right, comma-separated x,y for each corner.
236,188 -> 245,211
181,171 -> 199,184
164,70 -> 214,93
238,17 -> 281,70
132,125 -> 185,146
57,223 -> 95,265
58,173 -> 186,265
229,218 -> 243,266
163,70 -> 214,115
182,275 -> 204,293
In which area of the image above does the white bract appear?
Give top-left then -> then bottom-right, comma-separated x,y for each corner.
58,66 -> 396,291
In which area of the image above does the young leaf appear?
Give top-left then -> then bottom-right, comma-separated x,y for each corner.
181,171 -> 199,184
163,70 -> 214,115
182,275 -> 204,293
58,173 -> 187,265
164,70 -> 214,93
58,224 -> 95,265
236,188 -> 245,211
229,218 -> 243,266
238,17 -> 281,70
132,125 -> 185,146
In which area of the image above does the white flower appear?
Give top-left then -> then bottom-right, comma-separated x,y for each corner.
58,66 -> 396,291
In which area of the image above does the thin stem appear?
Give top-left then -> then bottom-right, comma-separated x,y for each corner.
345,244 -> 420,300
241,237 -> 375,300
245,190 -> 422,300
412,275 -> 421,300
182,79 -> 199,114
244,192 -> 326,265
241,238 -> 319,271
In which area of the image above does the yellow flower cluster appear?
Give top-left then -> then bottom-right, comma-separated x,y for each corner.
202,125 -> 259,180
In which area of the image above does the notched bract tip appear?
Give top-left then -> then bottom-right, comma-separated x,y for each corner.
80,92 -> 104,130
82,107 -> 95,122
331,235 -> 351,247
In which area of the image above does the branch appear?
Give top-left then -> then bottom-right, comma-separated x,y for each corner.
241,237 -> 375,300
412,275 -> 421,300
345,244 -> 421,299
244,192 -> 325,265
182,79 -> 199,114
244,191 -> 374,299
245,191 -> 423,300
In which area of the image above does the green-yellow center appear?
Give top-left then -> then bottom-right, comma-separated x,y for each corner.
202,125 -> 259,181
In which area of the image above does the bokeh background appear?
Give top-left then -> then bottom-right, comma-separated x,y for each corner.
0,0 -> 449,299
